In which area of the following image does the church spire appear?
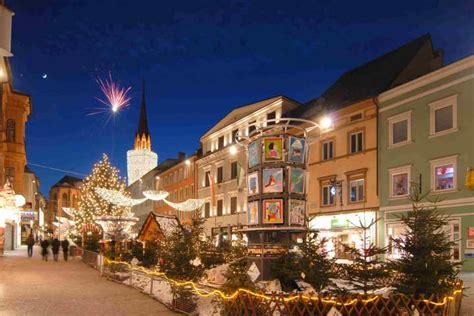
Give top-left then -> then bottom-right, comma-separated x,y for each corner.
134,80 -> 151,150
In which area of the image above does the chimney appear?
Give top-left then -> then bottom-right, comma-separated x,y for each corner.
178,152 -> 186,161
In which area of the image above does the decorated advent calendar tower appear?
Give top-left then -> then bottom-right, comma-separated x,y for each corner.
239,121 -> 310,281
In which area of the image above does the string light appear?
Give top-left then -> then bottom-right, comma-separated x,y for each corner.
96,188 -> 147,206
163,198 -> 205,212
103,258 -> 461,306
142,190 -> 169,201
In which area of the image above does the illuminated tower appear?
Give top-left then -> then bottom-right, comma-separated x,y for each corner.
127,81 -> 158,185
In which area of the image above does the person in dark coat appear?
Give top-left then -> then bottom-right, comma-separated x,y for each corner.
51,237 -> 60,262
61,239 -> 70,261
40,239 -> 50,261
26,233 -> 35,257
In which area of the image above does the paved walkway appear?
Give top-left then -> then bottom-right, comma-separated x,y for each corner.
0,246 -> 177,316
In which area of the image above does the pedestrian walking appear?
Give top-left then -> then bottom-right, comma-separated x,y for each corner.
40,239 -> 50,261
61,239 -> 70,261
52,237 -> 60,262
26,233 -> 35,257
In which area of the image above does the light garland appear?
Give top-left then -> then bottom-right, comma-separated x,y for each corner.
97,187 -> 204,212
95,214 -> 139,240
163,199 -> 205,212
96,188 -> 147,207
104,258 -> 462,306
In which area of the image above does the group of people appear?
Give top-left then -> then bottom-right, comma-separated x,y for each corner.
26,233 -> 70,262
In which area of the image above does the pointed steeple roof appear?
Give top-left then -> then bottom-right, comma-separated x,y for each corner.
136,80 -> 150,137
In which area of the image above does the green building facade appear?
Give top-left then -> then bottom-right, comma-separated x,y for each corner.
377,55 -> 474,271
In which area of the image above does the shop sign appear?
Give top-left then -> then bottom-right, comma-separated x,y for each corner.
468,227 -> 474,238
20,211 -> 35,221
331,218 -> 350,229
464,249 -> 474,259
310,212 -> 375,230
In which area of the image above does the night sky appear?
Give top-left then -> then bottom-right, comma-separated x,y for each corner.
6,0 -> 473,194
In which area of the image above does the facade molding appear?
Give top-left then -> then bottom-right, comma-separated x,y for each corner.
381,196 -> 474,212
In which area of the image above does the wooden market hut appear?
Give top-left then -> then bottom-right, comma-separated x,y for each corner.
137,212 -> 179,242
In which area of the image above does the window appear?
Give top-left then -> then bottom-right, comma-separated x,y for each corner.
446,219 -> 461,262
204,202 -> 210,218
62,193 -> 69,207
349,130 -> 364,153
184,166 -> 189,179
230,196 -> 237,214
430,95 -> 457,136
322,140 -> 334,160
386,222 -> 406,259
321,185 -> 335,206
349,179 -> 365,203
267,111 -> 276,126
231,161 -> 238,180
350,113 -> 363,122
389,165 -> 411,198
218,136 -> 225,149
248,121 -> 256,135
232,129 -> 239,143
431,156 -> 457,192
217,166 -> 223,183
6,119 -> 15,143
388,111 -> 411,147
217,199 -> 223,216
204,171 -> 211,187
5,167 -> 14,186
179,168 -> 183,181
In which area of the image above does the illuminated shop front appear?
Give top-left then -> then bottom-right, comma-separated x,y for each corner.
309,211 -> 376,260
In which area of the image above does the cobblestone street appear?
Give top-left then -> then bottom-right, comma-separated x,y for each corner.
0,246 -> 177,316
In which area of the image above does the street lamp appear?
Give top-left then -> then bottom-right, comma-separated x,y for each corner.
328,177 -> 343,207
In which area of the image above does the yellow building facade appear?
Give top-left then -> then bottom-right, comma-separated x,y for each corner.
0,58 -> 31,195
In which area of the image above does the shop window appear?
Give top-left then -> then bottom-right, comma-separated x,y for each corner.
230,196 -> 237,214
321,185 -> 335,206
231,161 -> 238,180
349,179 -> 365,203
388,111 -> 411,147
322,140 -> 334,161
386,222 -> 406,259
217,199 -> 223,216
218,136 -> 225,149
349,130 -> 364,154
267,111 -> 276,126
389,165 -> 411,198
217,166 -> 223,183
6,119 -> 15,143
430,95 -> 457,136
430,156 -> 457,192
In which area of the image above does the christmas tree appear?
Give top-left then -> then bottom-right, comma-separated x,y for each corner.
390,188 -> 460,296
341,218 -> 389,295
73,154 -> 131,232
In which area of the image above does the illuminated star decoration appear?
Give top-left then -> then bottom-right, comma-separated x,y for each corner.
88,74 -> 132,117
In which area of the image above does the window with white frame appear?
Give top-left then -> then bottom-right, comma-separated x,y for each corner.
389,165 -> 411,198
322,140 -> 334,161
349,130 -> 364,154
349,178 -> 365,203
446,219 -> 461,262
430,95 -> 457,136
430,155 -> 457,192
388,111 -> 411,147
321,184 -> 335,206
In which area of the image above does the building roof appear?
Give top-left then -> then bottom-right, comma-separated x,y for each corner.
296,34 -> 442,119
52,175 -> 83,188
136,80 -> 150,138
201,95 -> 299,139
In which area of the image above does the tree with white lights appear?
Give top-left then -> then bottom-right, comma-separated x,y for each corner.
73,154 -> 131,232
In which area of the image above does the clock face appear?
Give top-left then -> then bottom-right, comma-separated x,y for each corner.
330,186 -> 337,196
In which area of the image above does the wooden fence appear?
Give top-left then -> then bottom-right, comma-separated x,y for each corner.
222,284 -> 464,316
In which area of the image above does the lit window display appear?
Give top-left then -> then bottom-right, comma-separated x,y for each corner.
435,164 -> 454,191
309,212 -> 375,260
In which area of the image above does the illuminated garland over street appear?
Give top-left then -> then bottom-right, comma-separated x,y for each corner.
96,188 -> 204,212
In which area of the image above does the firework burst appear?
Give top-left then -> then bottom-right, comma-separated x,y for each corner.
89,74 -> 132,116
